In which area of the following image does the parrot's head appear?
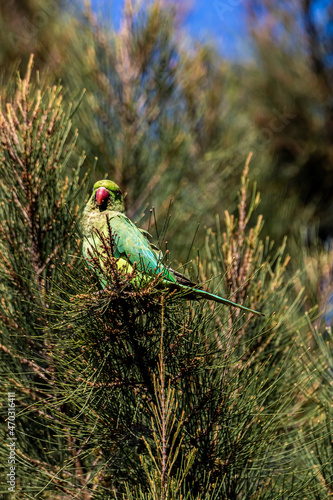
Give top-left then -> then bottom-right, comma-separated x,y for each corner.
87,180 -> 125,213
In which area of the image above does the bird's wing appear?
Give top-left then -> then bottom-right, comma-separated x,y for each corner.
110,214 -> 176,283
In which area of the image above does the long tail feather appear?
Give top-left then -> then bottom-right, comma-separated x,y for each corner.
177,284 -> 264,317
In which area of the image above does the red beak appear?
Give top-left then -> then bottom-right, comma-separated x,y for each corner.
96,187 -> 110,206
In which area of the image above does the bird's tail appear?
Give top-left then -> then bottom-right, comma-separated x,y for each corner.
177,284 -> 264,317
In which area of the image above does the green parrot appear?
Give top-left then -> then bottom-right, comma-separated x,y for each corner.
82,180 -> 264,316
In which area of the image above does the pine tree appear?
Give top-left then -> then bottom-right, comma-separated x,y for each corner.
246,0 -> 333,242
1,2 -> 332,499
0,55 -> 88,498
32,156 -> 326,498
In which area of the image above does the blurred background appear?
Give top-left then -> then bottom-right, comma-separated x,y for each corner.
0,0 -> 332,260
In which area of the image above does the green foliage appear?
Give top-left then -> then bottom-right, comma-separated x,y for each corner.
245,0 -> 333,241
0,1 -> 333,498
1,1 -> 332,248
22,159 -> 324,498
0,55 -> 87,498
295,319 -> 333,499
0,0 -> 71,75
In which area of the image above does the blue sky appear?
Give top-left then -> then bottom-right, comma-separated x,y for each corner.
89,0 -> 251,59
184,0 -> 250,58
89,0 -> 331,61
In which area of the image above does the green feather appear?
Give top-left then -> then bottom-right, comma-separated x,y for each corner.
176,284 -> 264,316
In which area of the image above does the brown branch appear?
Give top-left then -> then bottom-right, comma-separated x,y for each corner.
67,434 -> 93,500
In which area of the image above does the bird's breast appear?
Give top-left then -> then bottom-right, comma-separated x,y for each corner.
85,210 -> 121,234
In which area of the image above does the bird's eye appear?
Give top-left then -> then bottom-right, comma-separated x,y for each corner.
115,189 -> 121,197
